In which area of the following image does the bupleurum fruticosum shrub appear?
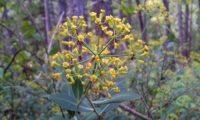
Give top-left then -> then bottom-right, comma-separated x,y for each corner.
49,9 -> 149,116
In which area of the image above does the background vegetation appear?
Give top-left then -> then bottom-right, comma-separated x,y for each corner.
0,0 -> 200,119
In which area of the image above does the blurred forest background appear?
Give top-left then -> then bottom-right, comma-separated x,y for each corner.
0,0 -> 200,120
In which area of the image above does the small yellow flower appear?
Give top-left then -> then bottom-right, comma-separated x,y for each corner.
138,39 -> 143,44
106,31 -> 113,37
89,12 -> 97,17
119,66 -> 128,74
78,64 -> 84,69
68,41 -> 75,47
103,86 -> 109,92
122,35 -> 130,41
77,75 -> 83,79
52,53 -> 60,60
72,59 -> 78,64
71,24 -> 77,29
86,32 -> 93,38
109,68 -> 116,74
65,53 -> 73,59
126,23 -> 131,29
114,42 -> 120,49
62,62 -> 69,68
100,9 -> 105,19
107,81 -> 115,88
61,41 -> 68,46
100,71 -> 106,76
129,35 -> 134,41
105,15 -> 112,22
112,87 -> 120,92
72,48 -> 78,54
72,16 -> 78,21
102,59 -> 109,64
108,93 -> 112,99
94,55 -> 100,62
79,16 -> 84,20
81,23 -> 87,30
138,60 -> 145,64
90,75 -> 97,82
124,27 -> 130,33
133,43 -> 139,49
83,73 -> 89,77
81,81 -> 86,85
144,45 -> 149,51
52,73 -> 62,80
66,74 -> 70,79
93,85 -> 99,92
95,18 -> 101,24
102,48 -> 110,55
51,61 -> 60,67
116,25 -> 123,32
140,51 -> 149,57
68,77 -> 75,85
100,9 -> 105,14
77,34 -> 84,42
101,26 -> 107,32
85,62 -> 92,70
63,22 -> 68,27
65,69 -> 71,74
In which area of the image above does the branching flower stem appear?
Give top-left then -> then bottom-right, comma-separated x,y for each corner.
86,95 -> 102,119
98,35 -> 118,55
77,62 -> 97,110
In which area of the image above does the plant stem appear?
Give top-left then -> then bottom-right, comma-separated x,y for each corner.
98,35 -> 118,55
86,95 -> 102,120
82,41 -> 96,55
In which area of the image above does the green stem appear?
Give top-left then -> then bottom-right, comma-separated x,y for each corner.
77,62 -> 97,109
98,35 -> 119,55
101,54 -> 129,58
82,41 -> 96,55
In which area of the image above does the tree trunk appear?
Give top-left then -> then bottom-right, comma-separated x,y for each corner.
178,4 -> 183,48
44,0 -> 51,45
92,0 -> 112,15
59,0 -> 67,22
67,0 -> 85,16
127,0 -> 134,25
135,0 -> 147,41
189,3 -> 193,56
184,4 -> 190,58
162,0 -> 171,35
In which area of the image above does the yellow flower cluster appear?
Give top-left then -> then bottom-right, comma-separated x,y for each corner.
136,0 -> 172,24
50,10 -> 149,98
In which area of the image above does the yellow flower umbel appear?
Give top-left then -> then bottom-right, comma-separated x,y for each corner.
49,10 -> 149,99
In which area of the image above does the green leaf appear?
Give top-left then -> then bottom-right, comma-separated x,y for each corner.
21,21 -> 36,38
161,110 -> 167,120
49,116 -> 65,120
92,92 -> 140,105
80,112 -> 97,120
107,115 -> 129,120
72,79 -> 83,100
168,33 -> 176,41
72,65 -> 83,100
98,103 -> 119,115
33,33 -> 42,41
50,45 -> 60,55
61,83 -> 75,99
0,0 -> 6,7
49,93 -> 93,112
0,67 -> 3,78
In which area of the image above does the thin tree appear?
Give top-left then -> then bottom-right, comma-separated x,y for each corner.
135,0 -> 148,42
